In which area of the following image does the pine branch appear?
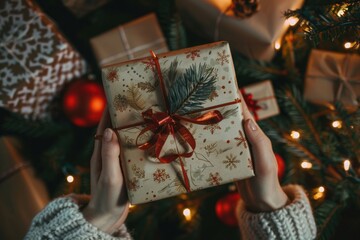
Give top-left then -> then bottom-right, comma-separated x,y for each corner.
280,86 -> 323,150
157,0 -> 188,50
168,63 -> 217,115
232,53 -> 286,82
285,3 -> 360,48
315,200 -> 344,240
0,110 -> 69,138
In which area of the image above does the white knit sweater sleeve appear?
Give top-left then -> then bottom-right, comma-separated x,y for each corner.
24,196 -> 132,240
237,184 -> 317,240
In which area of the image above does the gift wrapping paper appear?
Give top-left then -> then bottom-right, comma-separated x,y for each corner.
102,41 -> 254,204
304,49 -> 360,108
176,0 -> 303,61
240,80 -> 280,121
0,0 -> 87,120
0,137 -> 49,239
90,13 -> 169,67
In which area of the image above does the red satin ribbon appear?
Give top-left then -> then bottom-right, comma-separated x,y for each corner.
241,88 -> 262,121
136,51 -> 223,192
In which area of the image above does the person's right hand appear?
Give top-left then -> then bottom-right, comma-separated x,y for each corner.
236,92 -> 288,212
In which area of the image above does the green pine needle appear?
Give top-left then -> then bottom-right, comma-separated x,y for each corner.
168,62 -> 217,115
315,200 -> 344,240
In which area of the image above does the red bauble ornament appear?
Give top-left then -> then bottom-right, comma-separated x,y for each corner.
275,153 -> 286,180
63,79 -> 106,127
215,192 -> 241,227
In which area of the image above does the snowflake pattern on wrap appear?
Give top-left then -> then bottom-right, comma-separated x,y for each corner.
223,154 -> 240,170
216,50 -> 230,65
206,172 -> 223,186
128,177 -> 140,191
153,169 -> 170,183
234,130 -> 247,148
106,68 -> 119,82
185,49 -> 200,60
132,164 -> 145,178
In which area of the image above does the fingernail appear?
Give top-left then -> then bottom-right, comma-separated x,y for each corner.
248,119 -> 257,131
103,128 -> 113,142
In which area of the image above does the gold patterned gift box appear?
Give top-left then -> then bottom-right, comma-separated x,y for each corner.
0,0 -> 87,120
90,13 -> 169,67
102,41 -> 254,204
304,49 -> 360,109
240,80 -> 280,121
176,0 -> 303,61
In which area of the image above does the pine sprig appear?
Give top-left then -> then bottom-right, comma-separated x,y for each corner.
168,63 -> 217,115
315,200 -> 344,240
285,3 -> 360,48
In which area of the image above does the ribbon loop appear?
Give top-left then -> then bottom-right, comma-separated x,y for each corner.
135,52 -> 225,192
241,89 -> 262,121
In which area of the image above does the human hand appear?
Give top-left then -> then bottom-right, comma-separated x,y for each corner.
82,108 -> 129,234
236,92 -> 288,212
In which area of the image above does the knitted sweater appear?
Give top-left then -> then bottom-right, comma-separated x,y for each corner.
25,185 -> 316,240
237,185 -> 316,240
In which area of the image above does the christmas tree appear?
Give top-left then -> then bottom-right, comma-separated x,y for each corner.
0,0 -> 359,239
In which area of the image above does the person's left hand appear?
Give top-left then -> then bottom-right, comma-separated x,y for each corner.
82,108 -> 129,234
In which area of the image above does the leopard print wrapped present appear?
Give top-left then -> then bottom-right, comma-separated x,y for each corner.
0,0 -> 87,120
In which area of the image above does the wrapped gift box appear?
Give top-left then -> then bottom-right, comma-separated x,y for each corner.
240,80 -> 279,121
0,0 -> 87,120
304,49 -> 360,108
0,137 -> 49,239
102,41 -> 254,204
176,0 -> 303,61
90,13 -> 169,67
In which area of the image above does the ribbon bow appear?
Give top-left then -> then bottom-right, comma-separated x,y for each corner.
241,89 -> 262,121
136,51 -> 223,192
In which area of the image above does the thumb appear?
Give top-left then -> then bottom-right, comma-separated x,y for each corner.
101,128 -> 122,180
244,119 -> 276,176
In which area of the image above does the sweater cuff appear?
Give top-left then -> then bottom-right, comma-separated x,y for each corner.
237,185 -> 316,240
25,196 -> 132,240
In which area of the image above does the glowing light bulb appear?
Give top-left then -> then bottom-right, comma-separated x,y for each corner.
332,120 -> 342,129
344,42 -> 353,49
66,175 -> 74,183
301,161 -> 312,169
290,131 -> 300,139
313,186 -> 326,200
275,41 -> 281,50
343,159 -> 350,171
337,9 -> 345,17
183,208 -> 192,221
287,17 -> 299,26
129,204 -> 135,209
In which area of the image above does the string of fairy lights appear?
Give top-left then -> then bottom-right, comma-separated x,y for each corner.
61,3 -> 357,224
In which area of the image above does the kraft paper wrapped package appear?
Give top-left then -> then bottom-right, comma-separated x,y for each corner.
240,80 -> 280,121
0,137 -> 49,240
102,41 -> 254,204
304,49 -> 360,109
90,13 -> 169,67
176,0 -> 304,61
0,0 -> 87,120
